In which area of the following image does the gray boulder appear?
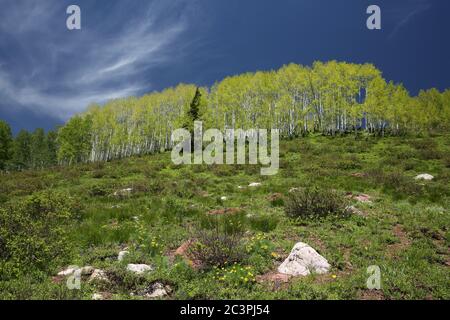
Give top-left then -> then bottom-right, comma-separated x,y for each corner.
127,264 -> 153,275
278,242 -> 330,276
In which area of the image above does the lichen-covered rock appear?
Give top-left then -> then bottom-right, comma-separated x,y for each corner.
345,205 -> 367,217
131,282 -> 171,299
145,283 -> 170,299
57,267 -> 78,276
118,250 -> 129,261
80,266 -> 95,276
113,188 -> 133,197
248,182 -> 261,187
88,269 -> 109,283
415,173 -> 434,181
278,242 -> 330,276
91,292 -> 112,300
126,264 -> 153,274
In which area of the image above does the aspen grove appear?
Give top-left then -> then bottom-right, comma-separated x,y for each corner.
55,61 -> 450,165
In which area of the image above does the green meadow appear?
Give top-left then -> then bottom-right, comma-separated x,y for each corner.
1,133 -> 448,300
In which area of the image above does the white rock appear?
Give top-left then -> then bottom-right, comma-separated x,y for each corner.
248,182 -> 261,187
220,196 -> 228,201
127,264 -> 153,275
146,283 -> 169,299
278,242 -> 330,276
114,188 -> 133,197
238,186 -> 244,189
415,174 -> 434,181
345,206 -> 366,217
118,250 -> 129,261
88,269 -> 109,283
80,266 -> 95,276
57,267 -> 78,276
92,293 -> 105,300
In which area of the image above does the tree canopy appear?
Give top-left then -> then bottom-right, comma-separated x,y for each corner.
1,61 -> 449,168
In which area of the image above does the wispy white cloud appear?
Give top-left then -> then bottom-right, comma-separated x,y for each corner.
388,0 -> 432,39
0,70 -> 145,119
0,0 -> 194,120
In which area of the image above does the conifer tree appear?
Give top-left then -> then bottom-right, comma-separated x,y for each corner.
12,129 -> 31,169
0,120 -> 12,170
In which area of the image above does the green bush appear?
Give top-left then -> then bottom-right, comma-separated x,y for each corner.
189,225 -> 247,269
0,191 -> 80,279
285,187 -> 348,219
248,213 -> 279,232
199,210 -> 247,235
88,183 -> 111,197
163,198 -> 188,223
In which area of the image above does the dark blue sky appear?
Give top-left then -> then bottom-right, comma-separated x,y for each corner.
0,0 -> 449,134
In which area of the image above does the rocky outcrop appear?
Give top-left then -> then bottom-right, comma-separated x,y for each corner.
126,264 -> 153,275
248,182 -> 261,187
132,282 -> 172,299
415,173 -> 434,181
113,188 -> 133,197
88,269 -> 109,283
278,242 -> 330,276
118,250 -> 129,261
346,192 -> 373,203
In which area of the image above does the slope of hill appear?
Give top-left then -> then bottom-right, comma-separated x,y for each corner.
1,134 -> 449,300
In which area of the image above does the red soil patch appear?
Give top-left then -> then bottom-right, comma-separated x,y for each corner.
256,272 -> 292,291
51,275 -> 65,284
345,192 -> 373,203
175,240 -> 193,256
358,289 -> 386,300
170,240 -> 202,270
387,225 -> 411,258
256,272 -> 291,283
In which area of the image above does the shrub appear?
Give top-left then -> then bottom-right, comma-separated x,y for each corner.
199,210 -> 247,235
371,170 -> 424,200
88,184 -> 110,197
248,213 -> 279,232
284,187 -> 348,219
163,198 -> 188,223
336,155 -> 362,170
443,155 -> 450,168
411,139 -> 443,160
189,225 -> 246,269
267,193 -> 285,207
0,191 -> 80,279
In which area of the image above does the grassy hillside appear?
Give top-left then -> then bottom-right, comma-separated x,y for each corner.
1,134 -> 449,300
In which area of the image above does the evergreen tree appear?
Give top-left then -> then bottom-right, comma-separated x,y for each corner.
46,130 -> 58,166
12,129 -> 31,169
183,87 -> 203,151
30,128 -> 47,169
0,120 -> 13,170
189,87 -> 202,122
